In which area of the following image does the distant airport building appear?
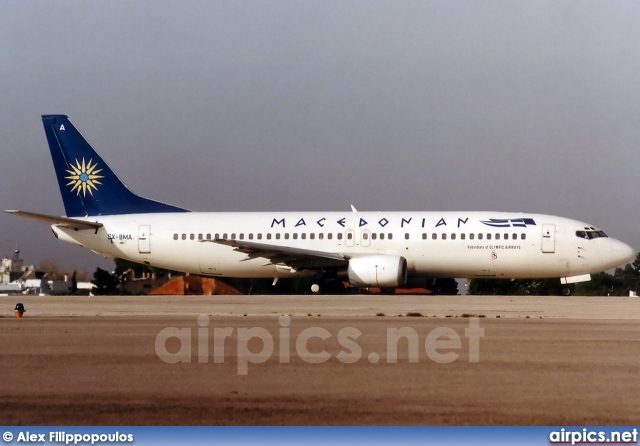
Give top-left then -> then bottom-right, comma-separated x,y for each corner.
0,250 -> 36,294
0,250 -> 92,295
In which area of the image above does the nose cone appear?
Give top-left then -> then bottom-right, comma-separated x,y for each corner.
607,239 -> 636,268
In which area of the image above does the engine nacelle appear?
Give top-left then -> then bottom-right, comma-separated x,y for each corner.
347,255 -> 408,287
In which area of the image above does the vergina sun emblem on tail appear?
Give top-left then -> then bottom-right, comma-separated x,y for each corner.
65,158 -> 104,197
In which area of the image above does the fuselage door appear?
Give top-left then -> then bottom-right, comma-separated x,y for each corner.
138,225 -> 151,254
542,224 -> 555,253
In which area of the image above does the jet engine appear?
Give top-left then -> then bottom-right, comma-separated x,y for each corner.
346,255 -> 407,287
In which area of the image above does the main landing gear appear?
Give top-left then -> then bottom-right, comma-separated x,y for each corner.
309,279 -> 347,295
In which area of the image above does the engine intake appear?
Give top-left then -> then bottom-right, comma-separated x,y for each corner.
347,255 -> 408,287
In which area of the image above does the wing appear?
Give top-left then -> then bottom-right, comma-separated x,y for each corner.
5,210 -> 103,230
201,239 -> 348,269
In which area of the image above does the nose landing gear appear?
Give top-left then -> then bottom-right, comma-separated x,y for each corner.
561,284 -> 575,296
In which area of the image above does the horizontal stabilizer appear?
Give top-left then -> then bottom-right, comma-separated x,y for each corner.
5,210 -> 103,230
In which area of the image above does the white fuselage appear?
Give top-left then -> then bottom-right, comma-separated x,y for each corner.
52,211 -> 634,283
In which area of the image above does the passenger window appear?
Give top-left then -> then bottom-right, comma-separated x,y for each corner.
301,233 -> 307,240
372,233 -> 377,240
432,233 -> 437,240
338,233 -> 343,240
487,234 -> 492,240
206,234 -> 211,240
318,233 -> 323,240
173,234 -> 178,240
347,232 -> 353,240
284,233 -> 290,239
388,233 -> 393,240
257,234 -> 262,240
239,234 -> 244,240
504,233 -> 508,240
276,233 -> 281,240
293,233 -> 298,240
470,233 -> 474,240
215,233 -> 220,240
363,233 -> 369,240
248,234 -> 253,240
190,234 -> 195,240
422,233 -> 427,240
451,233 -> 456,240
198,234 -> 203,240
495,234 -> 500,240
310,233 -> 315,240
461,233 -> 466,240
512,233 -> 517,240
442,233 -> 447,240
521,234 -> 526,240
231,233 -> 236,239
328,233 -> 333,240
405,233 -> 410,240
380,233 -> 385,240
267,234 -> 272,240
223,233 -> 228,239
478,234 -> 483,240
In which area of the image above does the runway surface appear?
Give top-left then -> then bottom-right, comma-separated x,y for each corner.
3,294 -> 640,319
1,295 -> 639,425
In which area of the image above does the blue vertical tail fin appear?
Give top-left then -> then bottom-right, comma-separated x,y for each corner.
42,115 -> 188,217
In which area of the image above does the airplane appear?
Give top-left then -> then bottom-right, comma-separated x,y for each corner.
6,115 -> 636,295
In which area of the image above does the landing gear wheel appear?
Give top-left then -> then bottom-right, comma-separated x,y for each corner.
561,285 -> 573,296
310,283 -> 321,294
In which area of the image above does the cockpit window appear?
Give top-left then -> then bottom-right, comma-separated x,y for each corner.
576,230 -> 608,239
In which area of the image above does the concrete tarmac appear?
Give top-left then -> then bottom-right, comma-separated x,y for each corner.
1,295 -> 639,425
3,294 -> 640,319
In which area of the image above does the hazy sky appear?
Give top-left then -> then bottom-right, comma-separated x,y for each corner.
2,1 -> 640,274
